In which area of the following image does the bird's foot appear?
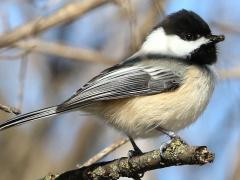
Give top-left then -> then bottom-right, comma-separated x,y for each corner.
128,136 -> 143,158
159,139 -> 172,156
159,136 -> 187,157
127,136 -> 144,179
127,150 -> 144,180
127,149 -> 144,179
128,148 -> 143,158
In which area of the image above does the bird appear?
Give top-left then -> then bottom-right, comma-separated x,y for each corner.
0,9 -> 224,154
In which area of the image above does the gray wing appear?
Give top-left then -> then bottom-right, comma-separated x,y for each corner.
58,64 -> 182,110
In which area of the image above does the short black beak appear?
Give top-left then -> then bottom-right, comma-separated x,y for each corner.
206,34 -> 225,43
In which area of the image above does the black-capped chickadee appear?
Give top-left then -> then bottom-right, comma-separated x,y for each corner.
0,10 -> 224,153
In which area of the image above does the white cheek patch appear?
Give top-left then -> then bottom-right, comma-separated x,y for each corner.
167,35 -> 209,56
141,28 -> 168,54
140,27 -> 210,57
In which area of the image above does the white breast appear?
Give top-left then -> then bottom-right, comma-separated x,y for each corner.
97,65 -> 215,138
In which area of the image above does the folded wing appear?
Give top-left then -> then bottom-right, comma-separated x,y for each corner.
59,63 -> 182,110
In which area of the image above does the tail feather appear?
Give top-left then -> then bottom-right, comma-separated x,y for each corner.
0,106 -> 60,131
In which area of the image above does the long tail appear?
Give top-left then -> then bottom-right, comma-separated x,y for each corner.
0,106 -> 62,131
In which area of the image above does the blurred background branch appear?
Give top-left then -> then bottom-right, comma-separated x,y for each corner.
15,39 -> 116,64
0,103 -> 21,115
0,0 -> 113,48
219,67 -> 240,80
79,137 -> 129,168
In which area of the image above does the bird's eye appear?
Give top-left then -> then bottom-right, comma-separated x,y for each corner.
184,33 -> 194,41
179,33 -> 198,41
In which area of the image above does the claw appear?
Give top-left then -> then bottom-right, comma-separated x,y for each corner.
159,139 -> 172,156
127,150 -> 144,179
128,149 -> 142,158
128,136 -> 143,155
127,136 -> 144,179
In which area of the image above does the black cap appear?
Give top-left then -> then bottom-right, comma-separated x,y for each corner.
155,9 -> 212,41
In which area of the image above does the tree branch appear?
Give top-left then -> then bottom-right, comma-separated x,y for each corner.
0,103 -> 21,115
219,67 -> 240,80
15,39 -> 116,65
211,21 -> 240,34
42,138 -> 214,180
0,0 -> 113,48
78,138 -> 129,168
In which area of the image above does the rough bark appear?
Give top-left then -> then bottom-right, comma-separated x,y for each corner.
42,138 -> 214,180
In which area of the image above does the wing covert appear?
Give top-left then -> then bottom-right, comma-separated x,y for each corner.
59,64 -> 182,109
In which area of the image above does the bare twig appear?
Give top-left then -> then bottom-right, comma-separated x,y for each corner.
218,67 -> 240,80
129,0 -> 166,54
231,143 -> 240,180
152,0 -> 166,15
78,138 -> 129,168
17,54 -> 28,110
43,138 -> 214,180
212,21 -> 240,34
15,39 -> 116,65
63,120 -> 104,169
0,50 -> 32,60
0,103 -> 21,115
0,0 -> 113,48
118,0 -> 139,52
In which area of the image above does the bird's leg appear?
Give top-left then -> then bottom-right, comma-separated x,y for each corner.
156,126 -> 186,156
128,136 -> 143,157
156,126 -> 178,139
127,136 -> 144,179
